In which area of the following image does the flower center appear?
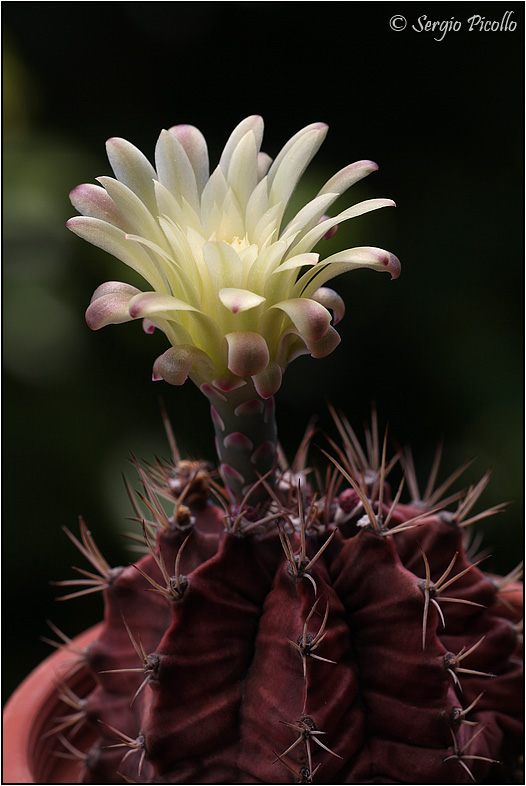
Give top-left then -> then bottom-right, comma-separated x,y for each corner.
229,235 -> 251,252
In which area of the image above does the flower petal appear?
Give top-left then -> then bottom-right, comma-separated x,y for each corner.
257,152 -> 272,180
296,246 -> 401,298
304,325 -> 341,358
213,188 -> 245,241
246,240 -> 288,293
245,177 -> 271,239
96,176 -> 167,247
219,115 -> 264,175
270,253 -> 319,275
266,122 -> 327,190
69,183 -> 128,229
128,292 -> 224,363
252,361 -> 282,399
271,297 -> 332,341
310,286 -> 345,325
66,216 -> 166,291
291,198 -> 396,256
275,331 -> 310,367
143,319 -> 156,334
105,137 -> 158,215
317,160 -> 379,200
224,331 -> 270,377
128,291 -> 198,320
154,179 -> 202,235
250,203 -> 283,250
200,166 -> 228,236
225,130 -> 259,210
85,282 -> 141,329
167,124 -> 209,195
264,253 -> 319,305
155,129 -> 200,213
268,126 -> 328,216
203,241 -> 243,292
153,345 -> 214,386
218,288 -> 266,314
125,230 -> 200,307
89,281 -> 141,301
212,374 -> 247,392
279,193 -> 338,244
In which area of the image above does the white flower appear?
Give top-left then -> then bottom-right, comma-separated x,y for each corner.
68,116 -> 399,399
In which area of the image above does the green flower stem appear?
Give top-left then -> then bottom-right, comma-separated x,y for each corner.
200,381 -> 278,504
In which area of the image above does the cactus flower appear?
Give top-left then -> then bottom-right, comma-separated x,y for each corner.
68,116 -> 399,499
68,116 -> 399,395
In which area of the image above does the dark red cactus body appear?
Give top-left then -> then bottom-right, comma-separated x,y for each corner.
51,432 -> 523,785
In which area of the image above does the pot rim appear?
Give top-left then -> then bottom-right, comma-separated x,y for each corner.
3,623 -> 103,785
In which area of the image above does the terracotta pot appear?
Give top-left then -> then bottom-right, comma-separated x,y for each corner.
2,624 -> 103,785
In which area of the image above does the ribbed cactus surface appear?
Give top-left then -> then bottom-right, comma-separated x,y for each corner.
50,414 -> 523,784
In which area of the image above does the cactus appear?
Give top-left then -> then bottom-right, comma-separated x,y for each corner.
51,117 -> 522,784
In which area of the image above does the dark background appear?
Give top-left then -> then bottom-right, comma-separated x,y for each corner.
3,2 -> 524,700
